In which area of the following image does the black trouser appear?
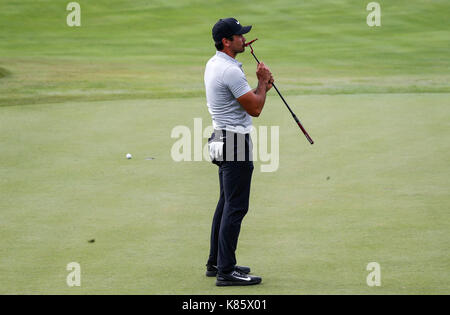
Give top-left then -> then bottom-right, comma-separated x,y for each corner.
207,130 -> 254,274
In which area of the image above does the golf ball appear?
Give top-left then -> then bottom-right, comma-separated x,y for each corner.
126,153 -> 132,159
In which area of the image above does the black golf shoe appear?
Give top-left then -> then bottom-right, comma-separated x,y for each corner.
206,264 -> 251,277
216,270 -> 262,286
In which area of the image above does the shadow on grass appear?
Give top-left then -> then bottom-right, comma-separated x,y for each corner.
0,67 -> 11,78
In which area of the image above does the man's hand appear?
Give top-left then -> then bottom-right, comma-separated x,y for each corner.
267,75 -> 274,92
256,62 -> 272,83
256,62 -> 274,92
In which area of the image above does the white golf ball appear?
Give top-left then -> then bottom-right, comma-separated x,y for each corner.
126,153 -> 132,159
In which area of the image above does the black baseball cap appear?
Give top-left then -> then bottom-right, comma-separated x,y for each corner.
212,18 -> 252,42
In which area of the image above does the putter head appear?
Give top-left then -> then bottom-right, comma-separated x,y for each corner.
244,38 -> 258,47
244,38 -> 258,54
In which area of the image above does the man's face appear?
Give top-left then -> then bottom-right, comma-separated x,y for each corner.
226,34 -> 246,54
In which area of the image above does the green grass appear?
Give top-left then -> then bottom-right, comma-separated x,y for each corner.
1,94 -> 449,294
0,0 -> 449,294
0,0 -> 449,106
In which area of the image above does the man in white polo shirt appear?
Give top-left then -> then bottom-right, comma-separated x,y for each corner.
204,17 -> 273,286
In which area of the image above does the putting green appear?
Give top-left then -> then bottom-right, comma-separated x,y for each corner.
1,93 -> 448,294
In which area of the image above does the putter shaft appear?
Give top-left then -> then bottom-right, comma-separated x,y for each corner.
247,42 -> 314,145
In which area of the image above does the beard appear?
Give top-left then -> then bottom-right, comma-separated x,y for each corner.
234,44 -> 245,54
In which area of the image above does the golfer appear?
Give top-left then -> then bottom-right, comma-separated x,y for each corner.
204,18 -> 273,286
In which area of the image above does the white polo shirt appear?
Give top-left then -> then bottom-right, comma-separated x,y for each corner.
204,51 -> 253,134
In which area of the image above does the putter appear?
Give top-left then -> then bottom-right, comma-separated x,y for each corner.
245,38 -> 314,145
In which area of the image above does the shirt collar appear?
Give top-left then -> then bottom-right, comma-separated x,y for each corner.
216,51 -> 242,67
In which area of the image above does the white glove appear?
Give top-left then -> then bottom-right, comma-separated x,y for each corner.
208,141 -> 224,161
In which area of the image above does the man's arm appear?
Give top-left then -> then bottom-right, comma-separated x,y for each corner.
237,62 -> 273,117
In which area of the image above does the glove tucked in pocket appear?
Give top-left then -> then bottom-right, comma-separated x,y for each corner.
208,141 -> 224,160
208,131 -> 225,166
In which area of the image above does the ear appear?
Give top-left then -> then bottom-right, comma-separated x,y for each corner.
222,37 -> 232,48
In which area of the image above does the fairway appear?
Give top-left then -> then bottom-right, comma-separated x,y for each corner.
0,0 -> 449,295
